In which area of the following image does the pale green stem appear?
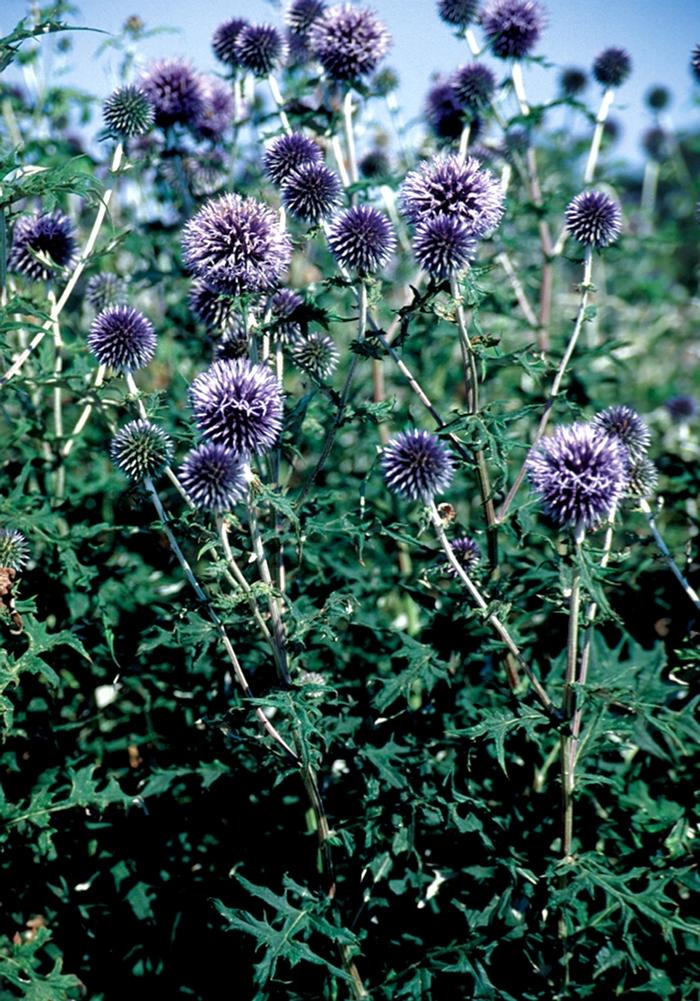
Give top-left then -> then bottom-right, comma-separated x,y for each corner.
267,74 -> 292,134
639,497 -> 700,610
584,87 -> 615,185
47,289 -> 65,500
343,89 -> 358,188
61,364 -> 107,459
247,501 -> 291,685
511,61 -> 530,116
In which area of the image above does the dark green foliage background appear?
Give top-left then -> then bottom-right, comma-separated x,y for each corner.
1,5 -> 699,999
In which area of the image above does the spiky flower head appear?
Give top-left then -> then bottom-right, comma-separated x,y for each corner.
85,272 -> 128,312
309,4 -> 391,82
110,419 -> 174,482
0,529 -> 30,572
400,154 -> 504,238
359,149 -> 390,178
103,84 -> 154,138
182,152 -> 228,198
212,17 -> 248,66
592,405 -> 651,460
642,127 -> 669,161
292,332 -> 339,379
282,161 -> 342,223
480,0 -> 545,60
141,59 -> 204,129
188,281 -> 240,333
437,0 -> 479,27
286,0 -> 327,35
565,190 -> 622,248
625,457 -> 658,499
9,211 -> 77,282
189,358 -> 284,455
215,326 -> 250,361
692,44 -> 700,83
646,85 -> 670,111
425,79 -> 465,141
453,63 -> 497,112
234,23 -> 288,77
179,442 -> 248,513
382,429 -> 454,502
559,67 -> 587,96
194,77 -> 235,140
88,306 -> 156,372
440,535 -> 481,575
264,133 -> 324,186
182,193 -> 292,296
665,394 -> 699,423
270,288 -> 304,343
592,47 -> 631,88
526,423 -> 628,531
326,204 -> 396,275
413,215 -> 477,279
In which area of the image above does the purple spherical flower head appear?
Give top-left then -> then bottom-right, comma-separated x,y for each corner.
88,305 -> 156,372
282,161 -> 342,223
592,47 -> 631,88
179,442 -> 248,513
592,405 -> 651,461
86,273 -> 128,312
0,528 -> 30,573
437,0 -> 479,27
359,149 -> 390,178
103,84 -> 154,137
453,63 -> 497,113
194,77 -> 235,140
111,419 -> 174,482
565,190 -> 622,248
665,394 -> 699,423
642,127 -> 669,161
215,326 -> 250,361
440,535 -> 481,575
9,211 -> 77,282
141,59 -> 204,129
560,67 -> 587,97
309,4 -> 391,82
189,358 -> 284,455
382,429 -> 454,502
270,288 -> 304,343
264,133 -> 324,186
425,79 -> 465,141
400,154 -> 504,238
182,193 -> 291,296
526,423 -> 628,531
480,0 -> 545,60
692,44 -> 700,83
292,332 -> 339,379
625,457 -> 658,499
413,216 -> 477,280
212,18 -> 248,67
286,0 -> 327,35
234,23 -> 288,77
327,204 -> 396,275
188,280 -> 239,333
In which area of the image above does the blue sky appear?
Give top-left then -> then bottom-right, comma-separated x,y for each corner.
2,0 -> 698,165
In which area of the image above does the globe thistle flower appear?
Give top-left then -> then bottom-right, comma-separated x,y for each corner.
559,67 -> 587,97
592,405 -> 651,461
665,394 -> 699,423
285,29 -> 313,67
309,4 -> 391,82
212,17 -> 248,67
565,190 -> 622,248
183,152 -> 228,198
437,0 -> 479,27
141,59 -> 204,129
88,305 -> 156,372
453,63 -> 497,113
625,457 -> 658,499
194,77 -> 235,141
188,280 -> 240,333
264,133 -> 324,186
326,204 -> 396,275
189,358 -> 284,455
0,529 -> 30,573
382,429 -> 454,502
9,211 -> 77,282
182,193 -> 292,296
292,332 -> 339,379
85,273 -> 128,312
179,442 -> 248,513
269,288 -> 304,343
440,535 -> 481,575
371,67 -> 400,96
286,0 -> 327,35
282,161 -> 343,223
592,47 -> 632,88
480,0 -> 545,60
111,419 -> 174,482
103,84 -> 154,138
359,149 -> 390,178
234,23 -> 288,77
400,154 -> 504,238
642,127 -> 669,161
215,326 -> 250,361
425,79 -> 465,141
526,423 -> 628,531
646,85 -> 670,111
692,44 -> 700,83
413,216 -> 477,279
602,118 -> 621,145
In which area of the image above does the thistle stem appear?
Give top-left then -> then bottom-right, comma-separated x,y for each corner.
267,74 -> 292,135
639,497 -> 700,611
584,87 -> 615,185
47,289 -> 66,501
247,501 -> 291,685
343,89 -> 359,188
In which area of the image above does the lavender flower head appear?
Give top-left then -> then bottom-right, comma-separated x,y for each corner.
0,529 -> 30,573
592,405 -> 651,461
234,24 -> 288,76
212,18 -> 248,67
400,154 -> 504,238
189,280 -> 239,333
665,394 -> 699,423
592,47 -> 632,88
9,211 -> 77,282
88,306 -> 156,372
526,423 -> 628,531
437,0 -> 479,27
182,193 -> 292,296
625,457 -> 658,499
413,216 -> 477,279
215,326 -> 250,361
565,190 -> 622,248
441,535 -> 481,575
559,67 -> 587,97
326,204 -> 396,275
111,420 -> 174,482
264,133 -> 324,185
425,79 -> 465,141
453,63 -> 497,113
309,5 -> 391,82
141,59 -> 204,129
286,0 -> 327,35
194,77 -> 235,140
85,273 -> 128,312
179,442 -> 248,513
382,429 -> 454,502
270,288 -> 304,343
692,44 -> 700,83
103,84 -> 154,137
480,0 -> 545,60
282,161 -> 342,223
292,332 -> 339,379
189,358 -> 284,455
